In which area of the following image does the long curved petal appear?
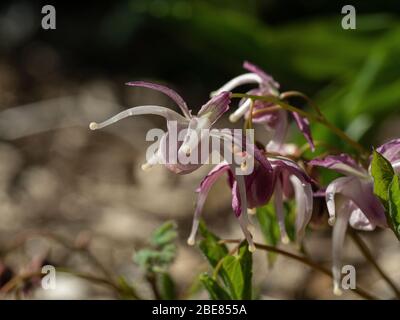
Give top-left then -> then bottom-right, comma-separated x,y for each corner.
126,81 -> 192,119
274,179 -> 289,243
89,105 -> 188,130
211,73 -> 262,97
331,198 -> 352,296
230,164 -> 256,252
243,61 -> 280,89
290,175 -> 313,242
187,163 -> 231,245
269,157 -> 313,242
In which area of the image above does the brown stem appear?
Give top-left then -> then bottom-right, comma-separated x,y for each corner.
280,91 -> 323,117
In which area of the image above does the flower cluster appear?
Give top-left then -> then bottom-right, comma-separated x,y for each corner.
89,62 -> 399,294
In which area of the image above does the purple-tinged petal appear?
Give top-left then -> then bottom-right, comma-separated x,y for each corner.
270,157 -> 313,242
197,92 -> 231,124
349,208 -> 375,231
243,61 -> 280,89
89,105 -> 189,131
230,166 -> 256,252
126,81 -> 192,119
290,175 -> 313,242
331,198 -> 353,296
309,154 -> 368,178
270,157 -> 313,184
376,138 -> 400,167
274,179 -> 290,243
291,112 -> 315,152
188,163 -> 231,245
325,176 -> 387,229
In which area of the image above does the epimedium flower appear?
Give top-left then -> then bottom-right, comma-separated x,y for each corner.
309,139 -> 400,295
89,81 -> 274,251
212,61 -> 314,152
188,147 -> 313,251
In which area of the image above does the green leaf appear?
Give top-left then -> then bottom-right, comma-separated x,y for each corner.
221,255 -> 243,299
370,151 -> 400,240
237,241 -> 252,300
157,272 -> 176,300
151,221 -> 178,247
198,222 -> 228,268
221,241 -> 253,300
371,150 -> 394,207
388,175 -> 400,240
199,273 -> 232,300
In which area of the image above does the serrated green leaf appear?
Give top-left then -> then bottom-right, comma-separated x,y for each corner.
199,273 -> 232,300
157,272 -> 176,300
371,150 -> 394,207
388,174 -> 400,240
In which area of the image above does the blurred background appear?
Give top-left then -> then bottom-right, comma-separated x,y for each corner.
0,0 -> 399,299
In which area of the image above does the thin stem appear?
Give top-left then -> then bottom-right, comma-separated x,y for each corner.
349,230 -> 400,299
251,105 -> 281,117
231,93 -> 369,156
220,239 -> 378,300
280,91 -> 323,117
